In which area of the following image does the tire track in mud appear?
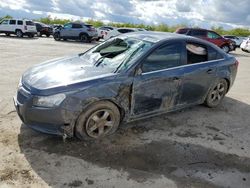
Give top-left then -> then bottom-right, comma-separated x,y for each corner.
18,126 -> 250,188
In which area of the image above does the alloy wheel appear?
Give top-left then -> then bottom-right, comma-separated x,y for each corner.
208,82 -> 226,105
85,109 -> 115,138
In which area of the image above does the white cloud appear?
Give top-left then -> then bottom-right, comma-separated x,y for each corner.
0,0 -> 249,29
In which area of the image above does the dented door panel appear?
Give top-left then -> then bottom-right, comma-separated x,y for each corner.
131,68 -> 183,116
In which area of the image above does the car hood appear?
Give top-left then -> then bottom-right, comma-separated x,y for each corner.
22,55 -> 115,92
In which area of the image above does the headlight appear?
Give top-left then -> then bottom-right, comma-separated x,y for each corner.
33,94 -> 66,108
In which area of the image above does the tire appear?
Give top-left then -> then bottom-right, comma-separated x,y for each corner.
46,34 -> 50,37
5,33 -> 10,36
16,30 -> 23,38
53,32 -> 61,41
28,34 -> 34,38
221,45 -> 230,53
80,33 -> 89,43
205,79 -> 228,108
75,101 -> 121,140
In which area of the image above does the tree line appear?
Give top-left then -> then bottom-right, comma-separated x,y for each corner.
1,15 -> 250,37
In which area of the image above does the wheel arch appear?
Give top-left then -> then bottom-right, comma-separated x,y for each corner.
72,98 -> 125,135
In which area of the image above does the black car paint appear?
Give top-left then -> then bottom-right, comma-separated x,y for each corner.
14,32 -> 238,137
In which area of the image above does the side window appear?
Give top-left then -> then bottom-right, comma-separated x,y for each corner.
72,24 -> 82,29
189,30 -> 207,37
9,20 -> 16,25
142,43 -> 182,73
207,31 -> 221,39
64,23 -> 72,29
186,43 -> 208,64
208,47 -> 224,61
17,20 -> 23,25
0,20 -> 9,25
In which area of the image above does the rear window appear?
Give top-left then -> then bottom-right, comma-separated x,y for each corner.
176,29 -> 188,34
189,30 -> 207,37
9,20 -> 16,25
208,47 -> 224,61
85,24 -> 94,28
26,21 -> 35,26
72,23 -> 82,28
17,20 -> 23,25
118,29 -> 135,33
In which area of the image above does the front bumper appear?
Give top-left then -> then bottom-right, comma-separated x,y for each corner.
14,87 -> 74,137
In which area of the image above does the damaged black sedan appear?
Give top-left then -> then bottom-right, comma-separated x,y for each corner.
14,32 -> 238,140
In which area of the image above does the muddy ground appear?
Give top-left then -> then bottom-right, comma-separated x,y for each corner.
0,35 -> 250,188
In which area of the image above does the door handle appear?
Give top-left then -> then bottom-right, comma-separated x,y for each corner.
207,69 -> 214,74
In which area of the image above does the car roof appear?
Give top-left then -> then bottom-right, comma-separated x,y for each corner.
177,27 -> 217,33
122,31 -> 193,43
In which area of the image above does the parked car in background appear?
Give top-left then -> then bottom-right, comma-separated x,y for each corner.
103,28 -> 142,40
53,22 -> 98,42
176,28 -> 235,53
34,22 -> 53,37
14,32 -> 238,140
240,37 -> 250,53
0,19 -> 37,38
97,26 -> 116,41
52,24 -> 63,32
223,35 -> 243,47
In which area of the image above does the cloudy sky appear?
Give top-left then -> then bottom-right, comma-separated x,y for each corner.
0,0 -> 249,29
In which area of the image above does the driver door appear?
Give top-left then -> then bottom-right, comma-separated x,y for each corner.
131,42 -> 185,116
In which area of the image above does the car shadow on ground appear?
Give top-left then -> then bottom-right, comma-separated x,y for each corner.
0,34 -> 38,40
18,97 -> 250,187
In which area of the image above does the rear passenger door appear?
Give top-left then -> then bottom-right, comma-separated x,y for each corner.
178,42 -> 221,105
71,23 -> 83,37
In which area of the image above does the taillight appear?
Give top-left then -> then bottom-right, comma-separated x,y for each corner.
235,60 -> 239,68
24,26 -> 27,30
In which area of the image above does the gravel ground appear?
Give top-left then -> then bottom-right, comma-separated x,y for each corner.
0,35 -> 250,188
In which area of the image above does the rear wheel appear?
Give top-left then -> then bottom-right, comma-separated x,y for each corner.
5,33 -> 10,36
75,101 -> 121,140
80,33 -> 89,43
205,79 -> 228,108
46,34 -> 50,37
221,45 -> 230,53
28,34 -> 34,38
16,30 -> 23,38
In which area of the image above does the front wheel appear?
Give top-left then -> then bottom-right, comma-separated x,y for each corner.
75,101 -> 121,140
28,34 -> 34,38
205,79 -> 228,108
53,32 -> 61,41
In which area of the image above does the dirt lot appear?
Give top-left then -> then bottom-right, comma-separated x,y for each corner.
0,35 -> 250,188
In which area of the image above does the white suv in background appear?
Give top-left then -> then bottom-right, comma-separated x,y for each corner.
240,37 -> 250,53
103,28 -> 145,40
0,19 -> 37,38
